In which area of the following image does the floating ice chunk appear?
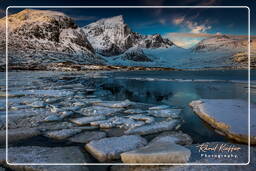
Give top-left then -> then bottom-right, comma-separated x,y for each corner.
150,131 -> 193,146
43,115 -> 62,122
29,101 -> 46,108
113,117 -> 145,129
48,104 -> 63,113
44,98 -> 62,104
80,106 -> 123,116
14,90 -> 74,97
72,102 -> 86,106
94,99 -> 133,108
63,106 -> 81,112
90,116 -> 145,129
45,128 -> 82,140
10,104 -> 31,110
121,141 -> 191,163
70,115 -> 106,126
69,131 -> 106,143
125,120 -> 180,135
59,111 -> 74,119
98,122 -> 116,129
90,120 -> 108,127
84,98 -> 103,104
85,135 -> 147,162
148,109 -> 182,118
124,109 -> 147,114
148,105 -> 170,110
126,114 -> 155,124
190,99 -> 256,144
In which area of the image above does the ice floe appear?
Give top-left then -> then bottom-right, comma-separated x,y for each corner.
45,128 -> 82,140
94,99 -> 133,108
121,142 -> 191,163
85,135 -> 147,162
125,120 -> 180,135
147,108 -> 182,118
70,116 -> 106,126
79,106 -> 123,116
190,99 -> 256,144
69,131 -> 106,143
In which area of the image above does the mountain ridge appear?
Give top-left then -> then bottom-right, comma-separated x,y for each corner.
0,9 -> 254,69
191,34 -> 248,52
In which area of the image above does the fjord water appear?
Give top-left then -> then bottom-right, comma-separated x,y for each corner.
0,70 -> 255,143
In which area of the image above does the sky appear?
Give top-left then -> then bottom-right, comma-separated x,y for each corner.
0,0 -> 255,48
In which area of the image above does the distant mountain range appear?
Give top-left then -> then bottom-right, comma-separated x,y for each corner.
0,9 -> 255,70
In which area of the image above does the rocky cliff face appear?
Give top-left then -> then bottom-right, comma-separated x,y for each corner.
0,9 -> 104,66
82,15 -> 174,56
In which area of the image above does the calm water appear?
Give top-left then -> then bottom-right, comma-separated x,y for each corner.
0,70 -> 255,143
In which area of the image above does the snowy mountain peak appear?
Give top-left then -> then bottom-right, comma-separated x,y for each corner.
82,15 -> 175,56
97,15 -> 124,26
0,9 -> 104,66
85,15 -> 126,29
11,8 -> 68,20
0,9 -> 77,34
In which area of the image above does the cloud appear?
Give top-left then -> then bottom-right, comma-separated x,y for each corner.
187,22 -> 212,33
172,16 -> 212,33
163,32 -> 214,48
173,16 -> 185,25
165,32 -> 213,38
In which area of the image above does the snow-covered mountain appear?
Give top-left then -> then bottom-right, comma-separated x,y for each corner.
0,9 -> 104,66
0,9 -> 254,70
191,35 -> 248,52
104,34 -> 256,69
191,34 -> 255,67
81,15 -> 174,56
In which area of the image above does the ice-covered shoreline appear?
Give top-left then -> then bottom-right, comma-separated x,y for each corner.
0,70 -> 254,169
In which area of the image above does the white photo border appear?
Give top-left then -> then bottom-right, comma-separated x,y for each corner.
5,6 -> 251,166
